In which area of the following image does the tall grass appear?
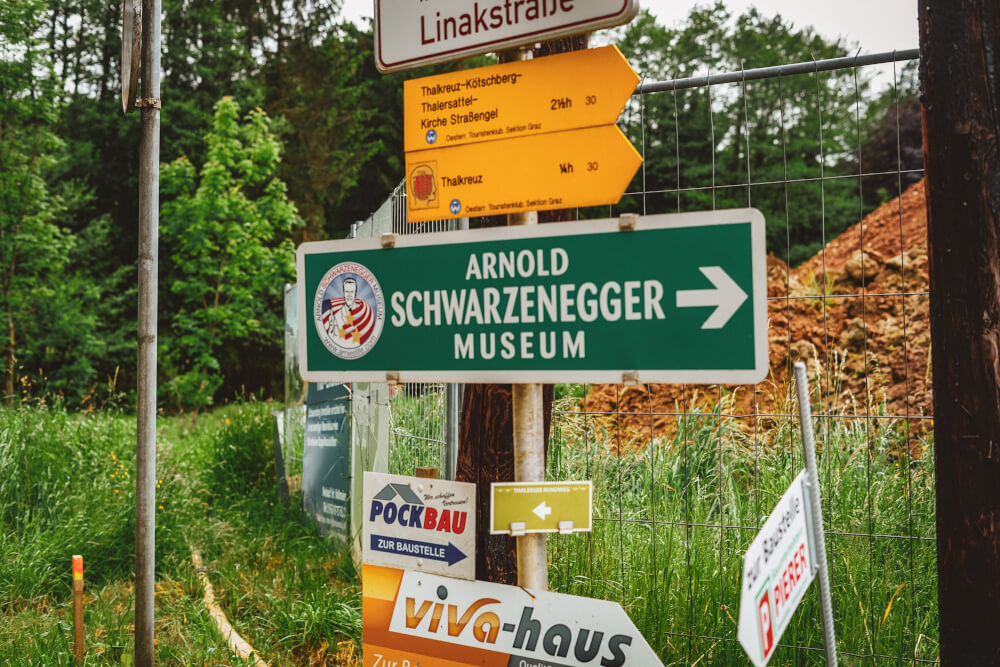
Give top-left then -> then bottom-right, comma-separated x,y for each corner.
546,387 -> 938,665
0,407 -> 178,601
1,402 -> 361,665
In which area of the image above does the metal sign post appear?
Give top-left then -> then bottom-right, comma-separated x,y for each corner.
134,0 -> 161,662
505,46 -> 547,591
738,363 -> 838,666
793,361 -> 838,666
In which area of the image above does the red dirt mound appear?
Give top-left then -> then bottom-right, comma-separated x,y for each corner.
584,179 -> 932,449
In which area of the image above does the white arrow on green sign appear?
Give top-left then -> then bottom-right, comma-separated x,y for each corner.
296,209 -> 768,385
490,481 -> 592,534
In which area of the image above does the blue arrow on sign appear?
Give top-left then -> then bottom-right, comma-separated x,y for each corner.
370,534 -> 467,566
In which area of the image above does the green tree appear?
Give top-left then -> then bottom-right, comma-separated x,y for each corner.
612,4 -> 867,265
160,97 -> 302,410
263,21 -> 377,240
846,60 -> 923,210
1,0 -> 73,401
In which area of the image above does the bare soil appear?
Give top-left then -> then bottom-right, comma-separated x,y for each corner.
584,179 -> 932,452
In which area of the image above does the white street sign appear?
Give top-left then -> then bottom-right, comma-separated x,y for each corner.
362,472 -> 477,580
363,564 -> 664,666
738,470 -> 816,666
374,0 -> 640,72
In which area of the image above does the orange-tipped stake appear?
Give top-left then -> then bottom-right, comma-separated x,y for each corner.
72,555 -> 83,661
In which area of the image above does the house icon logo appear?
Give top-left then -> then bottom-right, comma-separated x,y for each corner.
373,483 -> 424,505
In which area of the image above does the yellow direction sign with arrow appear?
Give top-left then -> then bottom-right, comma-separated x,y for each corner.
404,125 -> 642,222
490,481 -> 592,535
404,45 -> 639,152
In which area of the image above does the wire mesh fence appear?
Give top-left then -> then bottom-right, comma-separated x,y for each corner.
358,48 -> 935,665
351,185 -> 458,477
386,382 -> 448,474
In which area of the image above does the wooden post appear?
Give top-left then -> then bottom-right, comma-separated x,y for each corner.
919,2 -> 1000,662
456,34 -> 589,585
414,466 -> 438,479
72,555 -> 84,661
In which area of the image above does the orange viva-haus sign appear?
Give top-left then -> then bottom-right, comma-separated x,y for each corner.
363,564 -> 663,666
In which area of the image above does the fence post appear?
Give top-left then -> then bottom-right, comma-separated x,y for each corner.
273,410 -> 289,507
72,555 -> 84,661
919,1 -> 1000,661
793,363 -> 837,666
445,384 -> 460,481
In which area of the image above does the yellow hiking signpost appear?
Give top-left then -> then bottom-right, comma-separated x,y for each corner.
403,45 -> 639,152
404,125 -> 642,222
403,45 -> 643,222
490,481 -> 592,535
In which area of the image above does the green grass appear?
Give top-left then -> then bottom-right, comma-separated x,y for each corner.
0,387 -> 939,665
545,387 -> 938,665
0,402 -> 361,665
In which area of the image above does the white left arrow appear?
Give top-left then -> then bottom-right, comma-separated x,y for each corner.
676,266 -> 748,329
532,501 -> 552,521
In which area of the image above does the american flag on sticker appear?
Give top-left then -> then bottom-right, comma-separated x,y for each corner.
323,297 -> 376,346
314,262 -> 386,361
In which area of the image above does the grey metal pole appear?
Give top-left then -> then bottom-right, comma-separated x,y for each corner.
499,46 -> 546,588
636,49 -> 919,94
135,0 -> 161,662
793,362 -> 838,667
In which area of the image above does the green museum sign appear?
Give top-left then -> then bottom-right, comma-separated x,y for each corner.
296,209 -> 767,385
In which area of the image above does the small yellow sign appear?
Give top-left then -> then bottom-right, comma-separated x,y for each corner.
404,125 -> 642,222
404,45 -> 640,152
490,481 -> 592,535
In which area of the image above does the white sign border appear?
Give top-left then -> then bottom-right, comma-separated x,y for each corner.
297,208 -> 768,386
374,0 -> 640,73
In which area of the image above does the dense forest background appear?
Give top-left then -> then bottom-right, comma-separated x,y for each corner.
1,0 -> 920,411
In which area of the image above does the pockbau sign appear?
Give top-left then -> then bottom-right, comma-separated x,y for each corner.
374,0 -> 640,73
296,210 -> 768,385
363,472 -> 476,581
363,563 -> 663,666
